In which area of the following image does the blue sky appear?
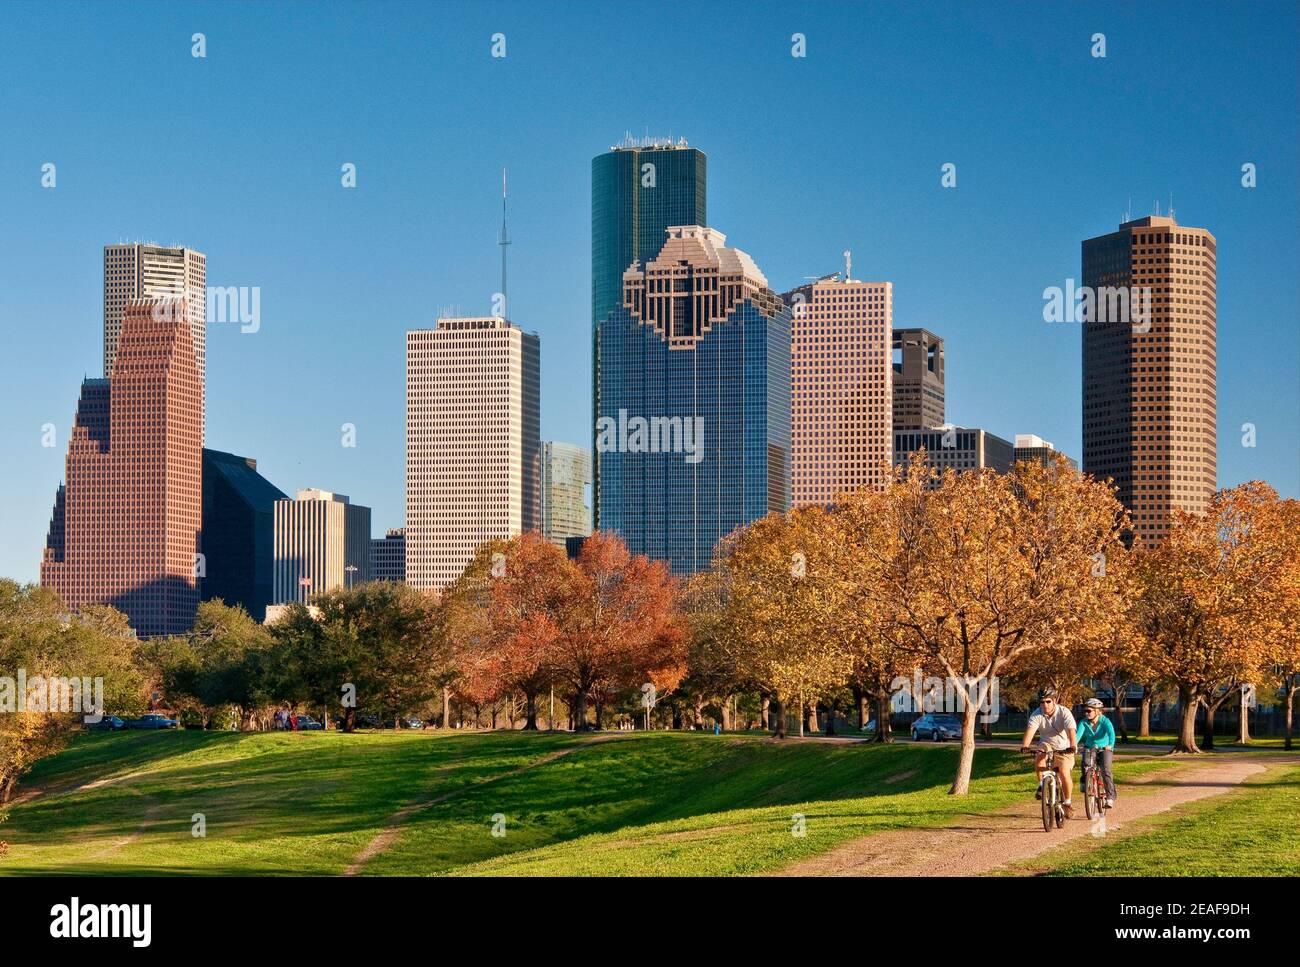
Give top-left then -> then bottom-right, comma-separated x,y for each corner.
2,0 -> 1297,582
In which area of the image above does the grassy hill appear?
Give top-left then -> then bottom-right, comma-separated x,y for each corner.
0,729 -> 1185,876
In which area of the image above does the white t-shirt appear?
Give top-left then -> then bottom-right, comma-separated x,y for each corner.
1027,705 -> 1077,751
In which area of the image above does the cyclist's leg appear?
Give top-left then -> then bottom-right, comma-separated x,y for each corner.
1057,753 -> 1074,804
1100,748 -> 1116,802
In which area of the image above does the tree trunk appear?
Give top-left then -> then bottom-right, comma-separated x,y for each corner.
1285,681 -> 1297,752
804,700 -> 818,734
1238,688 -> 1250,744
441,686 -> 450,729
1138,686 -> 1152,737
770,696 -> 785,739
523,692 -> 538,730
574,690 -> 588,731
852,686 -> 866,730
720,695 -> 733,732
872,693 -> 893,743
949,702 -> 979,795
1174,686 -> 1200,753
1114,688 -> 1131,743
1,775 -> 16,805
760,694 -> 770,731
693,697 -> 705,730
824,700 -> 837,736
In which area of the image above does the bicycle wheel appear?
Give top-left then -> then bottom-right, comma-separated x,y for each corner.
1084,770 -> 1097,819
1041,777 -> 1054,832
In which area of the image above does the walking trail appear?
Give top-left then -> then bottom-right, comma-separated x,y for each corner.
778,756 -> 1277,877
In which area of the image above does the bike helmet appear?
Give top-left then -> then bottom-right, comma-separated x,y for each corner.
1037,687 -> 1057,701
1084,698 -> 1104,709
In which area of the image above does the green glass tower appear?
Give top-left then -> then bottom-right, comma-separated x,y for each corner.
591,138 -> 706,526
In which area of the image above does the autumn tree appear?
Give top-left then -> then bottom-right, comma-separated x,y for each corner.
1135,483 -> 1287,753
679,569 -> 743,730
480,533 -> 569,729
717,505 -> 851,738
548,532 -> 684,731
877,454 -> 1129,793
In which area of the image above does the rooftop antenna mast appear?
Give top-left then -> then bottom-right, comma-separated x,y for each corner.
843,249 -> 852,282
498,167 -> 510,319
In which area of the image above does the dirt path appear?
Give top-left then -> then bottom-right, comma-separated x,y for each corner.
778,756 -> 1275,877
341,733 -> 628,876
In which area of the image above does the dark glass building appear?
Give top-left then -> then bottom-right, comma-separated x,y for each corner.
592,138 -> 707,526
598,225 -> 790,574
201,448 -> 286,620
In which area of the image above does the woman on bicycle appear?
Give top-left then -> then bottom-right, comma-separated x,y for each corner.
1076,697 -> 1116,807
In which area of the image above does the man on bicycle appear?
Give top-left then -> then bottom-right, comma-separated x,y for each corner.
1076,697 -> 1117,807
1021,687 -> 1078,818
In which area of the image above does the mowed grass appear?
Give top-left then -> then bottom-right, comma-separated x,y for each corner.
1,730 -> 1183,876
1009,762 -> 1300,877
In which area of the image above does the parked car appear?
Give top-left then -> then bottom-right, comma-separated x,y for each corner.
399,717 -> 425,730
294,714 -> 325,731
85,715 -> 126,731
125,713 -> 179,730
355,713 -> 381,729
911,713 -> 961,742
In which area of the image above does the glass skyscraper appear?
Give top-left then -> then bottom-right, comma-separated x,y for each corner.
592,138 -> 707,527
598,225 -> 790,575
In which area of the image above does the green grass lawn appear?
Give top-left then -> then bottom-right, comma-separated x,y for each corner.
1005,762 -> 1300,877
0,729 -> 1185,876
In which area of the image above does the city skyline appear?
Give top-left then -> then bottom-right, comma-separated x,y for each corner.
3,1 -> 1298,582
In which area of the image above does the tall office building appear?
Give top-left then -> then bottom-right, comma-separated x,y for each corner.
891,328 -> 945,429
104,244 -> 206,389
201,449 -> 286,620
540,442 -> 592,546
599,225 -> 790,574
406,317 -> 541,590
271,489 -> 371,606
784,271 -> 893,505
370,527 -> 406,583
1013,434 -> 1078,471
592,137 -> 707,526
894,426 -> 1014,478
41,299 -> 204,636
1082,215 -> 1217,546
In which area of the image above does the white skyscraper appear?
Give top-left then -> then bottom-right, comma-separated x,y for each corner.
405,317 -> 541,590
271,489 -> 372,607
104,243 -> 207,386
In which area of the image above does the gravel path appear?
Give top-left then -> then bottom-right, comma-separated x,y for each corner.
778,756 -> 1277,877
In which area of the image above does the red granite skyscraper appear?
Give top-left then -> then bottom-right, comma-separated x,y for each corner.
42,298 -> 204,636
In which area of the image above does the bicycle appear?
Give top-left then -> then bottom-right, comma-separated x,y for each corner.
1022,746 -> 1076,831
1080,747 -> 1111,820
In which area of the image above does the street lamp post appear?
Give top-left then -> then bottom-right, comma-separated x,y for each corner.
345,564 -> 358,589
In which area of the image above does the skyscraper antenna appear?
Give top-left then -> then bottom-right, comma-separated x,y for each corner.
843,249 -> 852,282
499,167 -> 510,319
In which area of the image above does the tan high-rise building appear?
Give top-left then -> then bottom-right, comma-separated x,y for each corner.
1082,215 -> 1216,546
104,243 -> 206,389
405,317 -> 541,590
892,328 -> 945,429
42,298 -> 204,636
784,274 -> 893,506
271,489 -> 372,606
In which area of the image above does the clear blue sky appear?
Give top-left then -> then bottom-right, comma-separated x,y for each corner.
2,0 -> 1297,583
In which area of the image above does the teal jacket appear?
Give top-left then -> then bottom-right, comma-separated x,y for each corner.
1076,714 -> 1116,749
